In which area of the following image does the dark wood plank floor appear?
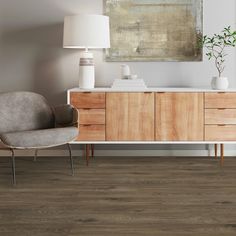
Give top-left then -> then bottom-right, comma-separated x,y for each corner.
0,155 -> 236,236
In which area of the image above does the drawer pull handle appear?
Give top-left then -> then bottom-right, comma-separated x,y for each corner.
157,92 -> 165,94
144,92 -> 152,94
218,108 -> 226,110
83,124 -> 92,127
217,124 -> 226,127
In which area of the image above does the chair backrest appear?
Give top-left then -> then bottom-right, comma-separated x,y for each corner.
0,92 -> 54,134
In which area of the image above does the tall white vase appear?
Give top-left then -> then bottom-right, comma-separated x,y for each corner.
211,77 -> 229,90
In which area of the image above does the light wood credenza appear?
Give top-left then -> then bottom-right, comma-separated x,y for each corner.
68,88 -> 236,164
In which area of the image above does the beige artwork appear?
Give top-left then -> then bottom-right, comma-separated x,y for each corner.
105,0 -> 203,61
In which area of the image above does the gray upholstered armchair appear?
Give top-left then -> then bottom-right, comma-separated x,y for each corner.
0,92 -> 79,185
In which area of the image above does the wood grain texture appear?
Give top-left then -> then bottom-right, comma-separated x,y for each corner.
70,92 -> 106,109
205,109 -> 236,124
79,109 -> 105,125
155,93 -> 204,141
106,93 -> 155,141
205,93 -> 236,108
77,125 -> 105,141
0,156 -> 236,236
205,125 -> 236,141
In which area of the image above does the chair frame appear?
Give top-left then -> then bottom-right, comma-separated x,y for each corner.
8,143 -> 74,185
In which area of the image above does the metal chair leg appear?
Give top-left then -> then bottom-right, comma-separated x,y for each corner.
34,149 -> 38,162
10,149 -> 16,185
67,144 -> 74,176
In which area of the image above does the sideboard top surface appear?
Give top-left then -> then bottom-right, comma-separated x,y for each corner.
68,87 -> 236,93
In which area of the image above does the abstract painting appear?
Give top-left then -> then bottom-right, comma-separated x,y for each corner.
104,0 -> 203,61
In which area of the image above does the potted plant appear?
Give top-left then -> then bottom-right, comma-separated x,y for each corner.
201,26 -> 236,90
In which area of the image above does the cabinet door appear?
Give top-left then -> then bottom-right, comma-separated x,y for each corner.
106,93 -> 154,141
155,93 -> 204,141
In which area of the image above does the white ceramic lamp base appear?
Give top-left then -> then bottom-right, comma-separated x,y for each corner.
79,51 -> 95,89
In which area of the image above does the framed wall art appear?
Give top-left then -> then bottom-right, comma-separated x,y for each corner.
104,0 -> 203,62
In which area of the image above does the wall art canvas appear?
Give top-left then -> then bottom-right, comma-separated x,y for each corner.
104,0 -> 203,61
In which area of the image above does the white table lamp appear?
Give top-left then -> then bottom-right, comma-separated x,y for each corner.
63,14 -> 110,89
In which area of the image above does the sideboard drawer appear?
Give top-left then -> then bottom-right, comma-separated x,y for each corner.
205,125 -> 236,141
79,109 -> 105,125
70,92 -> 106,109
205,109 -> 236,124
77,125 -> 105,141
205,93 -> 236,108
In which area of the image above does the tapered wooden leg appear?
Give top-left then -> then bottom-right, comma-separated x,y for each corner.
83,144 -> 86,158
91,144 -> 94,158
214,144 -> 218,159
220,144 -> 224,164
86,144 -> 90,166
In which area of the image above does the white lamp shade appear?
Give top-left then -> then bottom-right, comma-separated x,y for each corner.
63,14 -> 110,49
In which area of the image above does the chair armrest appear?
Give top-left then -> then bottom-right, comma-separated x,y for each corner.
0,140 -> 9,149
53,104 -> 79,128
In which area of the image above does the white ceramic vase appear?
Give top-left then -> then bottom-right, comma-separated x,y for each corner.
211,76 -> 229,90
121,64 -> 130,79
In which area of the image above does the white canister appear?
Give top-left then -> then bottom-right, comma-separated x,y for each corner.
121,64 -> 130,79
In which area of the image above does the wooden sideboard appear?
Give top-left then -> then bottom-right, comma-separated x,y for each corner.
68,88 -> 236,163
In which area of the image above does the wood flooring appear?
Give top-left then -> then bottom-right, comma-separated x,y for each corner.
0,155 -> 236,236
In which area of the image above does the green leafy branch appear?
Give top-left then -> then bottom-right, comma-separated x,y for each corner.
200,26 -> 236,77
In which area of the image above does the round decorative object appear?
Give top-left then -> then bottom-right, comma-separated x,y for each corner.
213,77 -> 229,90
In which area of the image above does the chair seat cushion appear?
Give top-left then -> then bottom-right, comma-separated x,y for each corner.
0,127 -> 78,149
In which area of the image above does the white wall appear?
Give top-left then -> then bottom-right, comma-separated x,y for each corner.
0,0 -> 236,152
